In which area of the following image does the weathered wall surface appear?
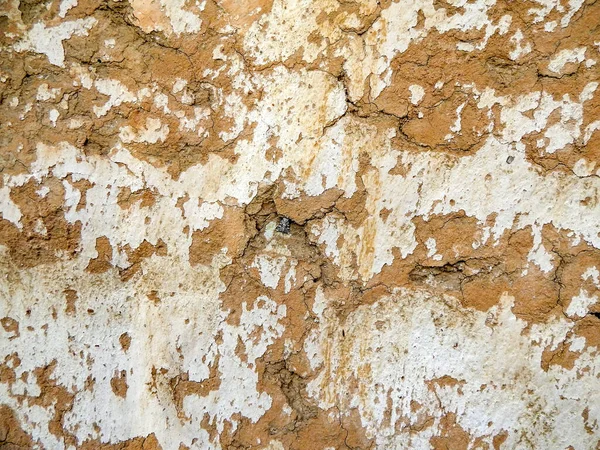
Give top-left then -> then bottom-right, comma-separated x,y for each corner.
1,0 -> 600,448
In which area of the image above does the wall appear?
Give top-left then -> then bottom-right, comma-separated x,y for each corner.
1,0 -> 600,448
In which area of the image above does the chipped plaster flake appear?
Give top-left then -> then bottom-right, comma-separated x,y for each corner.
284,260 -> 297,294
178,106 -> 210,133
68,117 -> 85,129
252,255 -> 287,289
425,237 -> 437,257
450,101 -> 466,133
92,79 -> 138,118
548,47 -> 587,73
509,29 -> 532,61
71,64 -> 94,89
129,0 -> 203,36
182,199 -> 223,232
154,92 -> 170,113
172,78 -> 188,94
36,185 -> 50,197
49,108 -> 59,127
408,84 -> 425,105
58,0 -> 78,18
527,224 -> 554,273
36,83 -> 61,101
583,266 -> 600,286
496,83 -> 596,154
472,225 -> 491,249
307,289 -> 600,449
32,218 -> 47,236
310,215 -> 343,265
529,0 -> 585,26
0,186 -> 22,228
583,120 -> 600,146
544,122 -> 576,153
566,289 -> 598,318
561,0 -> 585,26
458,14 -> 513,52
13,18 -> 97,67
161,0 -> 203,35
572,158 -> 597,177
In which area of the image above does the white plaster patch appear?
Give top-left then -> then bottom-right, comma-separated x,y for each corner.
548,47 -> 587,74
13,18 -> 97,67
583,266 -> 600,286
284,260 -> 297,294
32,218 -> 47,236
92,79 -> 138,117
252,254 -> 287,289
0,186 -> 22,228
129,0 -> 203,36
49,109 -> 59,127
306,288 -> 600,449
68,117 -> 85,129
408,85 -> 425,105
566,289 -> 598,318
36,83 -> 61,101
572,158 -> 596,177
58,0 -> 78,18
509,30 -> 532,61
527,224 -> 554,273
160,0 -> 203,35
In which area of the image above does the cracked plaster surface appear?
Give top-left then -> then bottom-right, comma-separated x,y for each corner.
0,0 -> 600,449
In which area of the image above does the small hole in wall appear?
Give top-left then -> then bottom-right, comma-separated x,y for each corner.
275,216 -> 291,234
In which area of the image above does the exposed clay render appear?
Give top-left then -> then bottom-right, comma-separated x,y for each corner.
0,0 -> 600,449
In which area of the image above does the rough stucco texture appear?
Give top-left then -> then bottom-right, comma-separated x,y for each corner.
1,0 -> 600,449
